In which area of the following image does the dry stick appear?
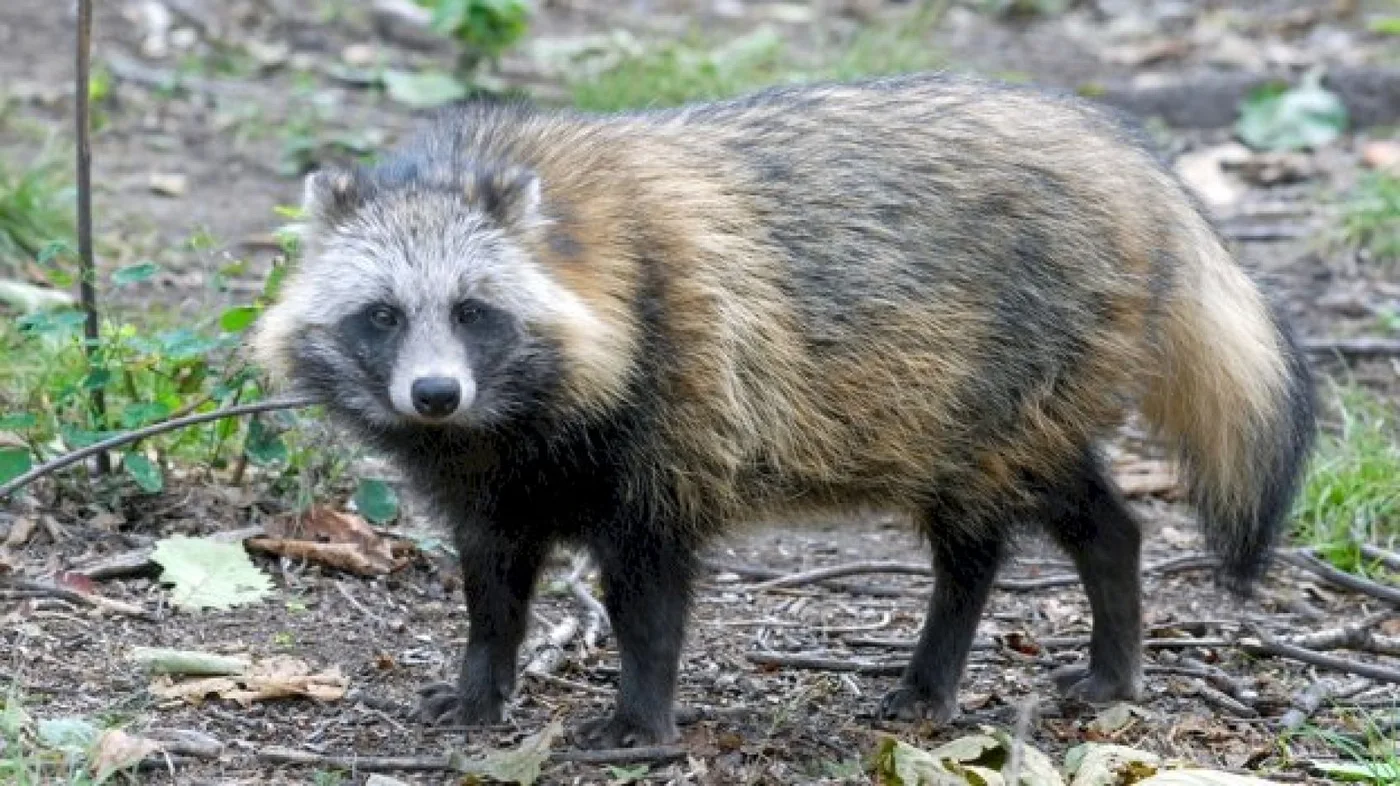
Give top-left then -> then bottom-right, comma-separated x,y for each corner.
74,0 -> 107,474
746,651 -> 905,676
3,577 -> 154,620
257,744 -> 688,771
1241,628 -> 1400,684
1280,678 -> 1373,732
0,397 -> 316,498
565,553 -> 610,649
1193,680 -> 1259,718
1290,610 -> 1399,654
1280,550 -> 1400,606
737,553 -> 1219,595
1302,337 -> 1400,358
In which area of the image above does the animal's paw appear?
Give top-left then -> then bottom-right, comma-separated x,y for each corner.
572,714 -> 679,749
1051,665 -> 1141,703
412,681 -> 504,726
877,685 -> 959,725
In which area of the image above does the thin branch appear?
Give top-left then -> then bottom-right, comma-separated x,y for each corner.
75,0 -> 107,473
1280,678 -> 1372,732
748,560 -> 931,591
1302,337 -> 1400,358
746,651 -> 905,676
0,397 -> 316,498
1289,611 -> 1398,654
1241,628 -> 1400,684
1280,550 -> 1400,606
256,743 -> 689,771
3,577 -> 155,620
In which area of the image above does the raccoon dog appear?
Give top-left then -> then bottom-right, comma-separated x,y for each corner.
250,72 -> 1316,748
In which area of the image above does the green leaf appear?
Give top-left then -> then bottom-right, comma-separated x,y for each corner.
0,447 -> 32,484
120,401 -> 172,429
37,716 -> 99,752
1369,17 -> 1400,36
112,261 -> 160,286
17,309 -> 87,337
382,69 -> 468,109
0,413 -> 38,430
353,478 -> 400,524
123,452 -> 164,493
244,419 -> 288,465
150,535 -> 275,611
219,305 -> 259,333
81,368 -> 112,391
1307,760 -> 1400,783
454,720 -> 562,785
1236,70 -> 1349,152
36,240 -> 72,264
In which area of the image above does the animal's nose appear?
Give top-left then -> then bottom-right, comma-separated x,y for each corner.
411,377 -> 462,418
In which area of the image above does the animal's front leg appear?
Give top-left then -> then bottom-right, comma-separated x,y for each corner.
415,521 -> 548,727
573,524 -> 695,748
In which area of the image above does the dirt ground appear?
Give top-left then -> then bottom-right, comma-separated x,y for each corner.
1,0 -> 1398,783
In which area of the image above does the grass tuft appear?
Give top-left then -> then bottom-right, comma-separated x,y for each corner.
0,148 -> 75,275
1335,171 -> 1400,265
1292,384 -> 1400,578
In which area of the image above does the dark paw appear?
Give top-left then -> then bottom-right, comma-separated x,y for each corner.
878,685 -> 959,725
572,714 -> 678,749
1051,665 -> 1141,703
412,681 -> 504,726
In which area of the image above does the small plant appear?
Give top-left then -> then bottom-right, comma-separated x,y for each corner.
1293,384 -> 1400,578
1335,172 -> 1400,265
570,14 -> 943,113
0,151 -> 75,276
417,0 -> 531,73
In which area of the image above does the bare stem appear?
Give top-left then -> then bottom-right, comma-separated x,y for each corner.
75,0 -> 108,474
0,397 -> 316,499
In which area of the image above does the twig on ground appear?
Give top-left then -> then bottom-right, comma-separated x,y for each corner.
675,704 -> 759,725
746,651 -> 905,676
523,614 -> 580,677
73,547 -> 157,580
1302,337 -> 1400,359
716,612 -> 894,635
1280,678 -> 1372,732
257,743 -> 689,771
1004,698 -> 1039,786
1241,627 -> 1400,684
526,672 -> 611,697
3,577 -> 155,620
1194,680 -> 1259,718
565,553 -> 610,649
105,52 -> 258,98
1280,550 -> 1400,606
334,581 -> 386,627
0,397 -> 316,498
1290,610 -> 1399,655
724,553 -> 1219,595
842,635 -> 1231,653
1144,663 -> 1249,697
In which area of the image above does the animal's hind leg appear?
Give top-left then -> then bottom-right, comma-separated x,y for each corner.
1042,449 -> 1144,703
880,507 -> 1005,725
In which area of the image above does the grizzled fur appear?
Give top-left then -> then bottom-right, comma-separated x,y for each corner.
250,72 -> 1316,748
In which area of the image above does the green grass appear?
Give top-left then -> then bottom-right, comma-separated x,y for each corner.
0,694 -> 101,785
0,149 -> 75,276
569,10 -> 946,112
1335,171 -> 1400,265
1287,708 -> 1400,786
1292,384 -> 1400,577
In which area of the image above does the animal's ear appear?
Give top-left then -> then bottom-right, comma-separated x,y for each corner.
468,165 -> 541,227
302,165 -> 363,226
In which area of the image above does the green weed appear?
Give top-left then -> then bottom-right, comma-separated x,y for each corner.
569,13 -> 944,112
1335,172 -> 1400,265
1292,384 -> 1400,578
0,149 -> 75,276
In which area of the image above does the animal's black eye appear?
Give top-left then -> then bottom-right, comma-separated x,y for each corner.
367,305 -> 400,330
453,300 -> 486,326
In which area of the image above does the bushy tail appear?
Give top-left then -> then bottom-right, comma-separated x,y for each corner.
1140,221 -> 1316,594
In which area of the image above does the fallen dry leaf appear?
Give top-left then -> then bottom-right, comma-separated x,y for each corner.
248,506 -> 405,576
3,516 -> 36,548
149,655 -> 348,707
1361,140 -> 1400,173
91,729 -> 162,782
